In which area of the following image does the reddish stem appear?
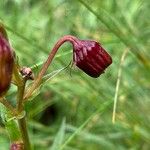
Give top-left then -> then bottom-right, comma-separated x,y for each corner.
24,35 -> 78,100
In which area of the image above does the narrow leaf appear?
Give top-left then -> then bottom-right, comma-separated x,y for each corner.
50,118 -> 66,150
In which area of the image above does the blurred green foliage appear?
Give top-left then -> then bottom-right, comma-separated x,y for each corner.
0,0 -> 150,149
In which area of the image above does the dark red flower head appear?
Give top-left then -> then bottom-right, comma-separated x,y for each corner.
73,40 -> 112,78
0,25 -> 14,96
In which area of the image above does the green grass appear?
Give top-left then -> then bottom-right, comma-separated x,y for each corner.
0,0 -> 150,149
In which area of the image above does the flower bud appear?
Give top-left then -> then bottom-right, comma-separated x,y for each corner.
20,67 -> 34,80
73,40 -> 112,78
10,142 -> 24,150
0,26 -> 14,96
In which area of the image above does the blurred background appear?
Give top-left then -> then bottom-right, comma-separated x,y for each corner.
0,0 -> 150,149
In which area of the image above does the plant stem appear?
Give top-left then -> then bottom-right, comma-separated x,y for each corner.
12,61 -> 31,149
24,35 -> 78,100
112,49 -> 128,124
18,118 -> 30,150
17,82 -> 26,112
12,62 -> 23,86
17,79 -> 31,150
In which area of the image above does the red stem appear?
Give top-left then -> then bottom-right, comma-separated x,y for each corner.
24,35 -> 78,100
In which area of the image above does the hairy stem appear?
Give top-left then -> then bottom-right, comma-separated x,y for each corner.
24,35 -> 78,100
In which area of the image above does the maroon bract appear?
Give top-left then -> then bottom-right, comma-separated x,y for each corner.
0,32 -> 14,96
73,40 -> 112,78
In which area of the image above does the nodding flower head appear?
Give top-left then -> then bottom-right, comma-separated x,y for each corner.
72,39 -> 112,78
0,25 -> 14,96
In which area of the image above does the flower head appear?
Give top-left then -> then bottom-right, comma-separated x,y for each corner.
73,39 -> 112,78
23,35 -> 112,99
0,25 -> 14,96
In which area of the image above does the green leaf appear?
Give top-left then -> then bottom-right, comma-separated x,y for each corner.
42,67 -> 67,84
50,118 -> 66,150
0,104 -> 22,142
26,67 -> 66,101
59,100 -> 112,150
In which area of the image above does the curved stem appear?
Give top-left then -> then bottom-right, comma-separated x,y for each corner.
24,35 -> 78,100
